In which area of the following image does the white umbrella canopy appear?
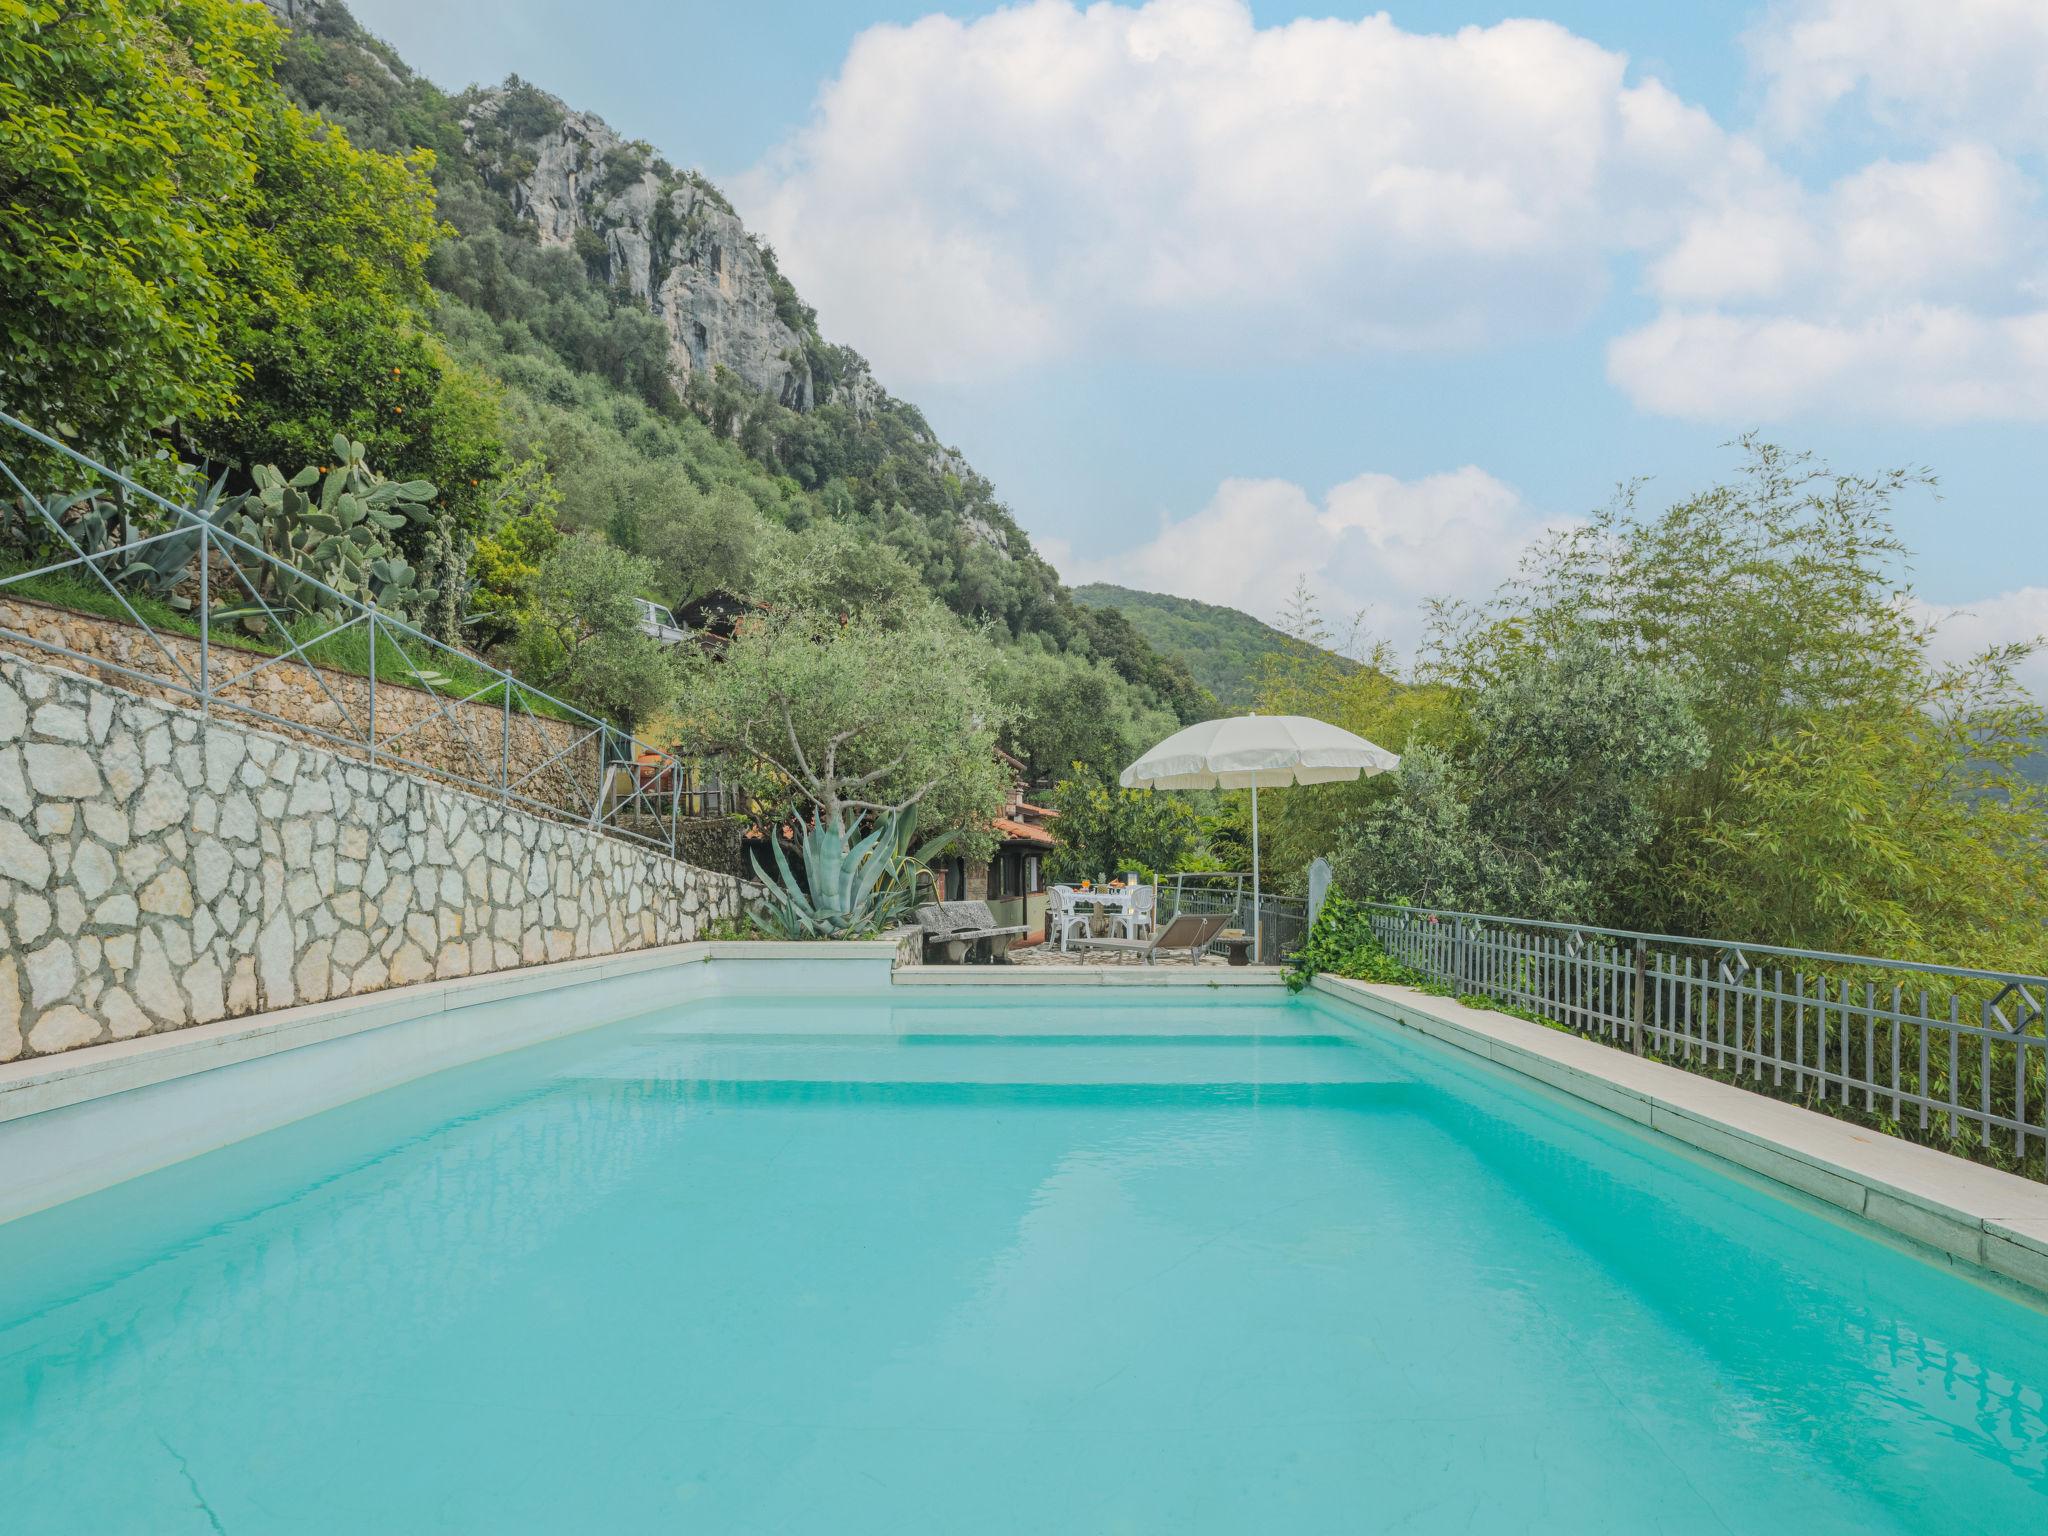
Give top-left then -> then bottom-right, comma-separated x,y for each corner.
1120,714 -> 1400,791
1120,715 -> 1400,962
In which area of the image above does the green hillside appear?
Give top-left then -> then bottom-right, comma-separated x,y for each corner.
1072,584 -> 1357,709
262,1 -> 1208,777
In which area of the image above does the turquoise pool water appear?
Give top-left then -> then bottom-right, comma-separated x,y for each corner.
2,988 -> 2045,1532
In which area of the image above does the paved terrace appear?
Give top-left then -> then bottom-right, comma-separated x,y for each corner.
1001,942 -> 1256,970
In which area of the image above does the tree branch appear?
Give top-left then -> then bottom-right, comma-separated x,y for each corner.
840,775 -> 939,816
781,697 -> 817,792
836,752 -> 906,791
736,723 -> 825,815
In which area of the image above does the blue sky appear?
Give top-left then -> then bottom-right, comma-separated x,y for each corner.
354,0 -> 2048,677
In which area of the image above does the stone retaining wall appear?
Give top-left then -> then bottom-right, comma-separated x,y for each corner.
0,596 -> 598,818
0,655 -> 745,1061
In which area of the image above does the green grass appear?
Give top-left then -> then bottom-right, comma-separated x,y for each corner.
0,559 -> 580,723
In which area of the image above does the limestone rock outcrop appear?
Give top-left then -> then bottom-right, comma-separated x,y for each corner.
465,92 -> 817,408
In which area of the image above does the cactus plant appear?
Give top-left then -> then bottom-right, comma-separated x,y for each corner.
4,438 -> 442,631
220,435 -> 440,625
3,440 -> 445,632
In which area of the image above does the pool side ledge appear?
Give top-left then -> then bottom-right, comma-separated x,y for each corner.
0,936 -> 907,1224
1311,974 -> 2048,1302
893,964 -> 1285,987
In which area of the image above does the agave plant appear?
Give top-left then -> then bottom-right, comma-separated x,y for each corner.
752,816 -> 897,939
4,478 -> 227,613
105,473 -> 233,610
7,487 -> 105,560
879,805 -> 956,912
751,807 -> 956,939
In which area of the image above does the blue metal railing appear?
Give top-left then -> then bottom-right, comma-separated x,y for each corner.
0,411 -> 711,859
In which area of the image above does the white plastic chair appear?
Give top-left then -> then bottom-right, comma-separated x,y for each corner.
1113,883 -> 1157,940
1048,885 -> 1091,952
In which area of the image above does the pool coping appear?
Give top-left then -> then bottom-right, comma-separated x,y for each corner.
894,965 -> 1285,987
0,937 -> 904,1127
1310,975 -> 2048,1300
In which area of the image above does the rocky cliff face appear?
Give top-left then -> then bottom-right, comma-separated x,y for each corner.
258,1 -> 1013,547
260,0 -> 818,412
463,90 -> 815,410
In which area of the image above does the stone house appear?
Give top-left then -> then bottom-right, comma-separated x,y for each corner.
932,751 -> 1056,945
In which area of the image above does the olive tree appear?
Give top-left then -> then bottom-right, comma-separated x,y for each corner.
675,598 -> 1012,859
512,536 -> 680,729
1335,636 -> 1707,923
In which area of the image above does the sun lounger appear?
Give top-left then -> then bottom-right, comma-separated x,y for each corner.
1069,912 -> 1229,964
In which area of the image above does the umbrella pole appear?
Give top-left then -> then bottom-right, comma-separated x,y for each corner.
1250,771 -> 1260,965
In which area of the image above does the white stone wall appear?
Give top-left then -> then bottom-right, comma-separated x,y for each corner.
0,657 -> 744,1061
0,597 -> 599,816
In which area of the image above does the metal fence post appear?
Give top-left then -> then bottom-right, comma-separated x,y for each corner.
1632,938 -> 1648,1055
197,524 -> 210,730
500,680 -> 512,803
366,605 -> 377,767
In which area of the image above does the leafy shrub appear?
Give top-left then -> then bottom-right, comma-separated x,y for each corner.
1285,892 -> 1423,992
1044,763 -> 1199,884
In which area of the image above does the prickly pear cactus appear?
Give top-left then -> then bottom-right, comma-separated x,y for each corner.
225,435 -> 440,625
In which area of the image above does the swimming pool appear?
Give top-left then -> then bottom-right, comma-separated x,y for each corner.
3,985 -> 2044,1532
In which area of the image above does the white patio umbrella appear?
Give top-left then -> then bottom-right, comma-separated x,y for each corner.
1120,715 -> 1400,962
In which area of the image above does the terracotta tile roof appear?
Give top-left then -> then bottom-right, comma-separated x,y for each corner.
992,816 -> 1056,847
1014,802 -> 1060,819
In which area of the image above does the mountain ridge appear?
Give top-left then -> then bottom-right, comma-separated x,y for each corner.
269,4 -> 1069,615
1072,583 -> 1359,710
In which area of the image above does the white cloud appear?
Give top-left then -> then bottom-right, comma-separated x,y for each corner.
1648,145 -> 2026,310
1611,145 -> 2048,420
745,0 -> 2048,423
1749,0 -> 2048,147
1826,148 -> 2029,302
1916,586 -> 2048,698
1063,466 -> 1568,660
1610,305 -> 2048,422
741,0 -> 1734,385
1647,192 -> 1818,307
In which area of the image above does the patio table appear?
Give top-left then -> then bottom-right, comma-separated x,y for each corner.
1071,887 -> 1137,908
1062,887 -> 1143,949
